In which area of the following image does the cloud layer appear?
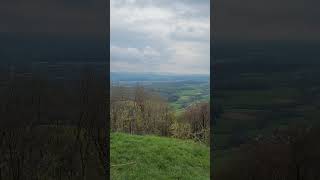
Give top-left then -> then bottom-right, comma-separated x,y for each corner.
213,0 -> 320,40
0,0 -> 106,38
111,0 -> 210,75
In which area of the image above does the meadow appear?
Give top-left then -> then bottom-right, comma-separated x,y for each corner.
111,133 -> 210,180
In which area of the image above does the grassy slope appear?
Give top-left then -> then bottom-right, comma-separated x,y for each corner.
111,133 -> 210,180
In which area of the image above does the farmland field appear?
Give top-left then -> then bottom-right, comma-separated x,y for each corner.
212,42 -> 320,177
111,72 -> 210,113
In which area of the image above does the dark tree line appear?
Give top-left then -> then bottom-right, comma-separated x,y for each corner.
0,64 -> 108,180
214,125 -> 320,180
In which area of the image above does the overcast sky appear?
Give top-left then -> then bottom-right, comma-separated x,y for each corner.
0,0 -> 105,38
213,0 -> 320,41
0,0 -> 106,59
111,0 -> 210,75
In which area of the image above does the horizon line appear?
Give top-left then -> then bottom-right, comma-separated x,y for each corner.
110,71 -> 210,76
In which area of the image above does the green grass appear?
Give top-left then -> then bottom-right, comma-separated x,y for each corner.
111,133 -> 210,180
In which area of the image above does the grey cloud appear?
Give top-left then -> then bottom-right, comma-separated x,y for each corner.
111,0 -> 210,74
170,24 -> 210,42
0,0 -> 106,38
213,0 -> 320,40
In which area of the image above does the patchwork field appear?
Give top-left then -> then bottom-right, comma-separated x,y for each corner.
149,81 -> 209,113
212,42 -> 320,177
111,72 -> 210,113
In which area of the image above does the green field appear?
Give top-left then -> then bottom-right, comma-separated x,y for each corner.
111,133 -> 210,180
148,81 -> 210,113
212,47 -> 320,177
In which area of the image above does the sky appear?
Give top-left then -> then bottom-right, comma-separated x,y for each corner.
0,0 -> 106,59
2,0 -> 318,64
213,0 -> 320,41
110,0 -> 210,75
0,0 -> 106,38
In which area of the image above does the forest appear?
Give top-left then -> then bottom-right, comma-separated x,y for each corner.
213,42 -> 320,180
110,84 -> 210,144
0,63 -> 210,179
0,63 -> 108,180
110,82 -> 210,179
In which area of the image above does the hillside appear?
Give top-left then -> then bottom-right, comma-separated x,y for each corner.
110,133 -> 210,180
110,72 -> 210,113
110,72 -> 209,83
213,42 -> 320,179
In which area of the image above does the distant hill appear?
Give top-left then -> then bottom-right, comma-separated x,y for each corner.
0,33 -> 105,62
111,133 -> 210,180
110,72 -> 209,84
111,72 -> 210,112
